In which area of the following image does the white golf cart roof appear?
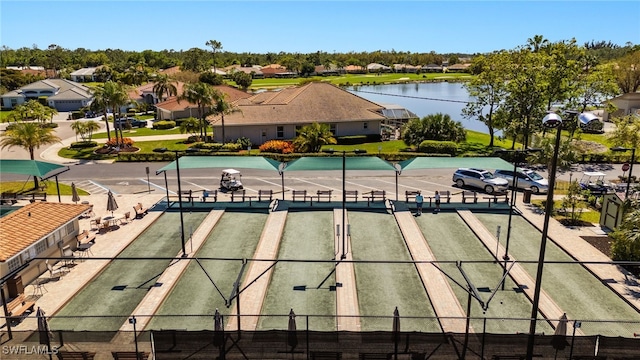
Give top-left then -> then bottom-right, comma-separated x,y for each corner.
583,171 -> 607,177
222,169 -> 241,175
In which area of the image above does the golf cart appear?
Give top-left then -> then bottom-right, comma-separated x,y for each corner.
578,171 -> 614,195
220,169 -> 243,191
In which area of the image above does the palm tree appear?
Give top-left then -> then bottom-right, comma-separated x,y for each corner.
92,81 -> 130,147
206,39 -> 223,74
179,82 -> 215,140
71,120 -> 101,142
0,122 -> 61,188
292,122 -> 337,153
211,89 -> 241,144
152,74 -> 178,103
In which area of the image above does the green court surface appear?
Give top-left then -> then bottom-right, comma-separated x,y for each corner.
148,210 -> 268,331
474,212 -> 640,336
49,212 -> 208,331
415,212 -> 553,334
350,211 -> 439,332
259,211 -> 336,331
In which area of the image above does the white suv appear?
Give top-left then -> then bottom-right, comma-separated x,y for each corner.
494,168 -> 548,194
452,168 -> 509,194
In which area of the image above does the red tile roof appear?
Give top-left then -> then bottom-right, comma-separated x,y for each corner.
0,202 -> 91,262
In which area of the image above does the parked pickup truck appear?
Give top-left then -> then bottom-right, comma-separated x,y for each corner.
114,117 -> 147,128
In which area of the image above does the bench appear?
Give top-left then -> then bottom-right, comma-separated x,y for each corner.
483,191 -> 509,207
231,190 -> 246,202
364,190 -> 386,206
133,203 -> 148,219
405,190 -> 421,203
1,192 -> 18,205
344,190 -> 358,202
311,352 -> 342,360
439,190 -> 451,204
111,352 -> 149,360
179,190 -> 197,205
292,190 -> 308,202
201,189 -> 217,202
258,189 -> 273,202
57,351 -> 96,360
316,190 -> 333,202
462,191 -> 477,204
6,293 -> 35,323
29,191 -> 47,202
76,230 -> 96,245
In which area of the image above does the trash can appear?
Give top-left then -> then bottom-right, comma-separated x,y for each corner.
523,189 -> 532,204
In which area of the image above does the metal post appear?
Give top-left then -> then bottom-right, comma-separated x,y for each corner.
341,151 -> 346,260
55,175 -> 61,202
626,148 -> 635,199
174,151 -> 187,257
503,158 -> 519,290
1,286 -> 12,340
130,316 -> 139,360
526,125 -> 562,359
462,290 -> 472,359
569,320 -> 580,359
163,172 -> 169,204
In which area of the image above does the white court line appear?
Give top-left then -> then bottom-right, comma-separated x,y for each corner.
346,179 -> 396,196
375,179 -> 435,194
139,179 -> 175,195
185,181 -> 207,190
294,178 -> 340,191
255,178 -> 291,190
89,180 -> 114,194
414,178 -> 459,191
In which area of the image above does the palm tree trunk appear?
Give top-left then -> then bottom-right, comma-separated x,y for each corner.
103,111 -> 111,142
29,148 -> 39,189
221,115 -> 226,144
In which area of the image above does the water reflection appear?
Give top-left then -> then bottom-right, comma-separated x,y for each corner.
348,82 -> 491,134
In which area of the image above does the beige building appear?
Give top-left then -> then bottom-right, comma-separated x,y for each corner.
604,92 -> 640,121
208,82 -> 386,144
0,202 -> 90,299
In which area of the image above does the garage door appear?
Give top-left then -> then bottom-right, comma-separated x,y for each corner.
54,100 -> 83,111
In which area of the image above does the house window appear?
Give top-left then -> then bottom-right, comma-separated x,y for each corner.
7,257 -> 21,272
65,222 -> 74,235
261,130 -> 267,137
363,122 -> 368,129
35,239 -> 47,254
329,123 -> 337,135
11,99 -> 17,106
47,235 -> 55,247
276,126 -> 284,138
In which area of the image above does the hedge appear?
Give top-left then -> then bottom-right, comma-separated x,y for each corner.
418,140 -> 458,156
70,141 -> 98,149
153,120 -> 176,130
335,134 -> 382,145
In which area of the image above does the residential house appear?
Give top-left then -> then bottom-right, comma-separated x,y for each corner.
393,64 -> 420,73
208,82 -> 386,144
225,65 -> 264,78
159,66 -> 182,76
128,81 -> 186,105
604,92 -> 640,121
314,65 -> 341,76
445,63 -> 471,73
343,65 -> 366,74
260,64 -> 287,78
70,67 -> 99,82
1,79 -> 93,111
367,63 -> 392,73
155,85 -> 251,121
422,64 -> 443,73
0,202 -> 91,299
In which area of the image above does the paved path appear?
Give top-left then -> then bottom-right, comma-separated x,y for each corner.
334,209 -> 361,331
514,197 -> 640,313
394,209 -> 468,333
225,210 -> 287,332
122,210 -> 225,332
457,210 -> 584,334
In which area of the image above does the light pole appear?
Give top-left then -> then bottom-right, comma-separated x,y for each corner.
611,146 -> 636,200
341,151 -> 347,259
526,111 -> 579,359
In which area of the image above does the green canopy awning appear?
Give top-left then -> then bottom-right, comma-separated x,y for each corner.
284,156 -> 397,171
398,157 -> 514,171
156,156 -> 282,174
0,159 -> 69,178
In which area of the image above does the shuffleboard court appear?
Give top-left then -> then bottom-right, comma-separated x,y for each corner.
349,211 -> 439,332
50,212 -> 209,331
148,210 -> 269,330
474,212 -> 640,336
415,212 -> 552,334
258,210 -> 336,331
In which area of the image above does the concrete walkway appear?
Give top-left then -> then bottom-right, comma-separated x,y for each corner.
225,210 -> 287,332
394,209 -> 468,333
457,210 -> 584,334
333,209 -> 361,331
122,210 -> 225,332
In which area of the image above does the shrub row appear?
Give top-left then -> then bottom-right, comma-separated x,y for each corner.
153,120 -> 176,130
5,122 -> 58,130
192,142 -> 244,151
70,141 -> 98,149
418,140 -> 458,155
335,134 -> 382,145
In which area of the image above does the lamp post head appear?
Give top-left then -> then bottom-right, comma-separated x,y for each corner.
542,113 -> 563,129
611,146 -> 632,152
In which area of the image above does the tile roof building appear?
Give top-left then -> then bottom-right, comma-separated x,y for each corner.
0,79 -> 93,111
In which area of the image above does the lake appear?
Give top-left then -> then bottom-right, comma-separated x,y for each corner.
347,82 -> 492,134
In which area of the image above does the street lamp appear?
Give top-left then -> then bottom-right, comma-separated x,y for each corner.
496,148 -> 541,290
611,146 -> 636,200
526,111 -> 580,359
154,147 -> 195,257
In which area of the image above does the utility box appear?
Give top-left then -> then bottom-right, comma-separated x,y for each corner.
7,276 -> 24,298
523,189 -> 532,203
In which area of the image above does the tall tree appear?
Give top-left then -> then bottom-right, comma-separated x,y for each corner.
612,50 -> 640,93
292,122 -> 336,153
206,39 -> 223,74
152,74 -> 178,103
179,82 -> 215,140
0,122 -> 61,188
463,52 -> 508,147
402,113 -> 466,147
211,89 -> 241,144
90,81 -> 129,144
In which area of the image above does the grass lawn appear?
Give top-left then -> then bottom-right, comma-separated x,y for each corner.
0,180 -> 89,195
0,110 -> 15,122
530,198 -> 601,224
92,127 -> 183,139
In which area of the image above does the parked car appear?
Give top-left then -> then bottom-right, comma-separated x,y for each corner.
114,117 -> 147,128
452,168 -> 509,194
579,171 -> 615,195
494,168 -> 549,194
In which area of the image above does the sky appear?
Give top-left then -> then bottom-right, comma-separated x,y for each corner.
1,1 -> 639,54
